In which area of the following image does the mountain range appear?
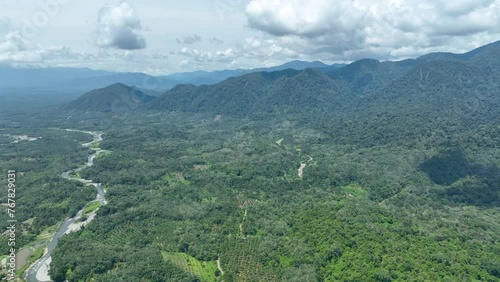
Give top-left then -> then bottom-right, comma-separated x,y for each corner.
4,40 -> 500,282
65,40 -> 500,148
0,60 -> 341,92
65,83 -> 155,113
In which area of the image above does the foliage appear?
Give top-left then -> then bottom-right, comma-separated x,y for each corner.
1,42 -> 500,281
161,251 -> 219,282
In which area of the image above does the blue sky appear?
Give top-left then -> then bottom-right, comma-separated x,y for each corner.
1,0 -> 499,74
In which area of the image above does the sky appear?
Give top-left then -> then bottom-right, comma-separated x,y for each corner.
0,0 -> 499,74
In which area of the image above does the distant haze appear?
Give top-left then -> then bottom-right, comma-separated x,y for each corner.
0,1 -> 499,74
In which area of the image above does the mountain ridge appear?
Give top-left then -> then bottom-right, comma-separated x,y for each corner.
65,40 -> 500,140
65,83 -> 155,113
0,60 -> 342,92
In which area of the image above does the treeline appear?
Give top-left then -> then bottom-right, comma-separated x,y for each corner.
48,115 -> 500,281
0,129 -> 96,255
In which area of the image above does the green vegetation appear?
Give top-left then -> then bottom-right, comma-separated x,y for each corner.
69,170 -> 81,179
16,246 -> 45,277
90,141 -> 101,149
161,251 -> 219,282
82,201 -> 100,214
0,128 -> 96,258
1,42 -> 499,281
340,183 -> 368,198
46,114 -> 499,281
65,83 -> 155,113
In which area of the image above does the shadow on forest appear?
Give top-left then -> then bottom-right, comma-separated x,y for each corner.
420,148 -> 500,207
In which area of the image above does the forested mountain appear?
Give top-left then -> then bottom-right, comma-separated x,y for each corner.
0,60 -> 339,92
325,59 -> 415,95
146,40 -> 499,126
416,40 -> 500,67
2,41 -> 500,282
164,60 -> 339,86
0,66 -> 111,89
252,60 -> 332,72
322,60 -> 500,147
148,69 -> 352,116
65,83 -> 155,113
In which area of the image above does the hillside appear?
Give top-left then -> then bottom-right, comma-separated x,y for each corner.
61,72 -> 182,92
3,40 -> 500,282
65,83 -> 155,113
163,60 -> 338,86
417,41 -> 500,67
149,41 -> 500,138
149,68 -> 352,117
0,60 -> 341,92
325,59 -> 416,95
321,60 -> 500,147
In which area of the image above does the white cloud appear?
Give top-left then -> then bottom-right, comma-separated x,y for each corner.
2,1 -> 499,73
437,0 -> 495,17
209,37 -> 224,44
177,34 -> 201,44
240,37 -> 300,59
178,47 -> 235,63
0,31 -> 74,63
94,1 -> 146,50
0,17 -> 12,36
244,0 -> 500,61
216,48 -> 233,58
0,30 -> 171,74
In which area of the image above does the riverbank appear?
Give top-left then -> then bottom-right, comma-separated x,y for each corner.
24,129 -> 108,282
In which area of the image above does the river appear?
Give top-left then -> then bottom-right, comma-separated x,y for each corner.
24,129 -> 107,282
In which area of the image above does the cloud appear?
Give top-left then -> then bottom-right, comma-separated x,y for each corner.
151,53 -> 169,60
244,0 -> 500,61
178,47 -> 234,63
94,2 -> 146,50
0,17 -> 12,36
0,31 -> 75,63
209,37 -> 224,44
0,31 -> 171,74
239,37 -> 300,59
177,34 -> 201,44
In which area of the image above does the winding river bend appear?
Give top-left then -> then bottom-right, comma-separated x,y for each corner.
24,129 -> 108,282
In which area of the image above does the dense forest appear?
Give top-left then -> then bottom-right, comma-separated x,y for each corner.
0,41 -> 499,281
